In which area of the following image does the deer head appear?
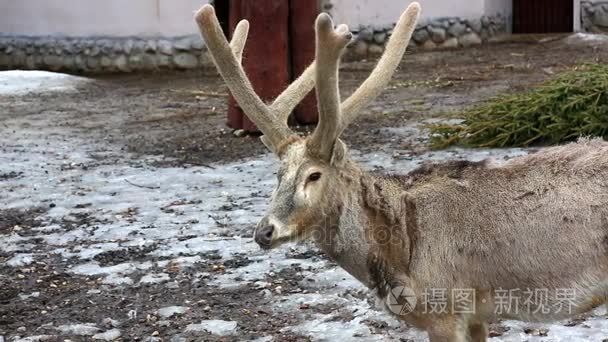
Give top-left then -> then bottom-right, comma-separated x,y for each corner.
195,3 -> 420,249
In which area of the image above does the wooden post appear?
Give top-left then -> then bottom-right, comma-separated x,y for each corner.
221,0 -> 318,131
227,0 -> 243,130
289,0 -> 319,125
238,1 -> 290,132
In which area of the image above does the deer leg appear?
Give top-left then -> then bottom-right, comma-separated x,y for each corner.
468,322 -> 488,342
426,316 -> 468,342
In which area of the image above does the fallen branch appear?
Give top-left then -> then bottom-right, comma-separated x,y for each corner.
124,179 -> 160,190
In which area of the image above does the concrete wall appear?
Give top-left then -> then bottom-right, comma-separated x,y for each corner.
0,0 -> 511,37
330,0 -> 511,30
0,0 -> 208,37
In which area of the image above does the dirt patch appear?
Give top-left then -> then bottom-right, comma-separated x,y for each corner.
3,40 -> 602,168
0,207 -> 48,233
0,253 -> 319,341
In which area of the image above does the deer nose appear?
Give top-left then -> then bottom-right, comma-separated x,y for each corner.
255,218 -> 275,249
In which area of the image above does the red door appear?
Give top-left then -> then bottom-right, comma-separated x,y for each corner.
513,0 -> 573,33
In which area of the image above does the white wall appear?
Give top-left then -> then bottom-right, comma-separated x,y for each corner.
0,0 -> 208,37
331,0 -> 485,28
330,0 -> 512,29
0,0 -> 521,38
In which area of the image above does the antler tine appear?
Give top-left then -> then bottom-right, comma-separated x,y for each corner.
337,2 -> 421,134
270,62 -> 316,126
195,4 -> 292,150
306,14 -> 352,161
230,20 -> 248,63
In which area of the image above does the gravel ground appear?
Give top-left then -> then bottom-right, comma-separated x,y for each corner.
1,36 -> 608,341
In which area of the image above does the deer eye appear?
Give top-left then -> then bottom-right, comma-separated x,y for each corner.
307,172 -> 322,182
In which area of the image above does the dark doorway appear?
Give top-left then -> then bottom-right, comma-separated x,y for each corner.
513,0 -> 574,33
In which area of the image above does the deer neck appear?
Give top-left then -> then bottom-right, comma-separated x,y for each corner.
313,166 -> 407,289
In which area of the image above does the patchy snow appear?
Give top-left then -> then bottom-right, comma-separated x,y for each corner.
0,70 -> 92,95
6,253 -> 35,267
139,272 -> 170,284
3,91 -> 608,341
92,329 -> 121,341
158,306 -> 189,318
55,323 -> 100,336
564,32 -> 608,44
186,320 -> 238,336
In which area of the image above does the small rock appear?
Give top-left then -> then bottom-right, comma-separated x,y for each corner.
467,18 -> 483,33
412,28 -> 430,43
158,40 -> 173,55
128,55 -> 144,70
428,26 -> 446,43
132,40 -> 146,53
173,53 -> 198,69
113,41 -> 123,53
102,318 -> 121,328
523,327 -> 549,336
441,37 -> 458,49
191,37 -> 205,50
123,39 -> 134,54
358,27 -> 374,42
368,44 -> 384,56
114,55 -> 130,72
459,32 -> 482,47
447,22 -> 467,37
481,16 -> 490,27
233,129 -> 247,137
157,320 -> 171,328
144,40 -> 157,52
61,56 -> 74,69
174,37 -> 192,51
141,54 -> 158,69
100,56 -> 113,68
352,40 -> 368,56
373,32 -> 387,44
422,40 -> 437,50
158,54 -> 172,67
87,57 -> 100,70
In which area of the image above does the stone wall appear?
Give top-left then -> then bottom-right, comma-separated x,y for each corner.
346,14 -> 507,59
0,35 -> 210,73
581,1 -> 608,33
0,14 -> 507,73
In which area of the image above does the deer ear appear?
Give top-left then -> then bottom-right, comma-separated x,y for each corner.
330,139 -> 348,166
260,135 -> 276,154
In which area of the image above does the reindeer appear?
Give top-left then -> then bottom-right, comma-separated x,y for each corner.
195,3 -> 608,341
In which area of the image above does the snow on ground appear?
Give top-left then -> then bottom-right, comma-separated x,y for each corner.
0,70 -> 91,95
2,75 -> 608,341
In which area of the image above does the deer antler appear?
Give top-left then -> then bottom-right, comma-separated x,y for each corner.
306,15 -> 352,160
307,3 -> 420,160
338,3 -> 421,134
195,5 -> 317,152
196,2 -> 420,157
